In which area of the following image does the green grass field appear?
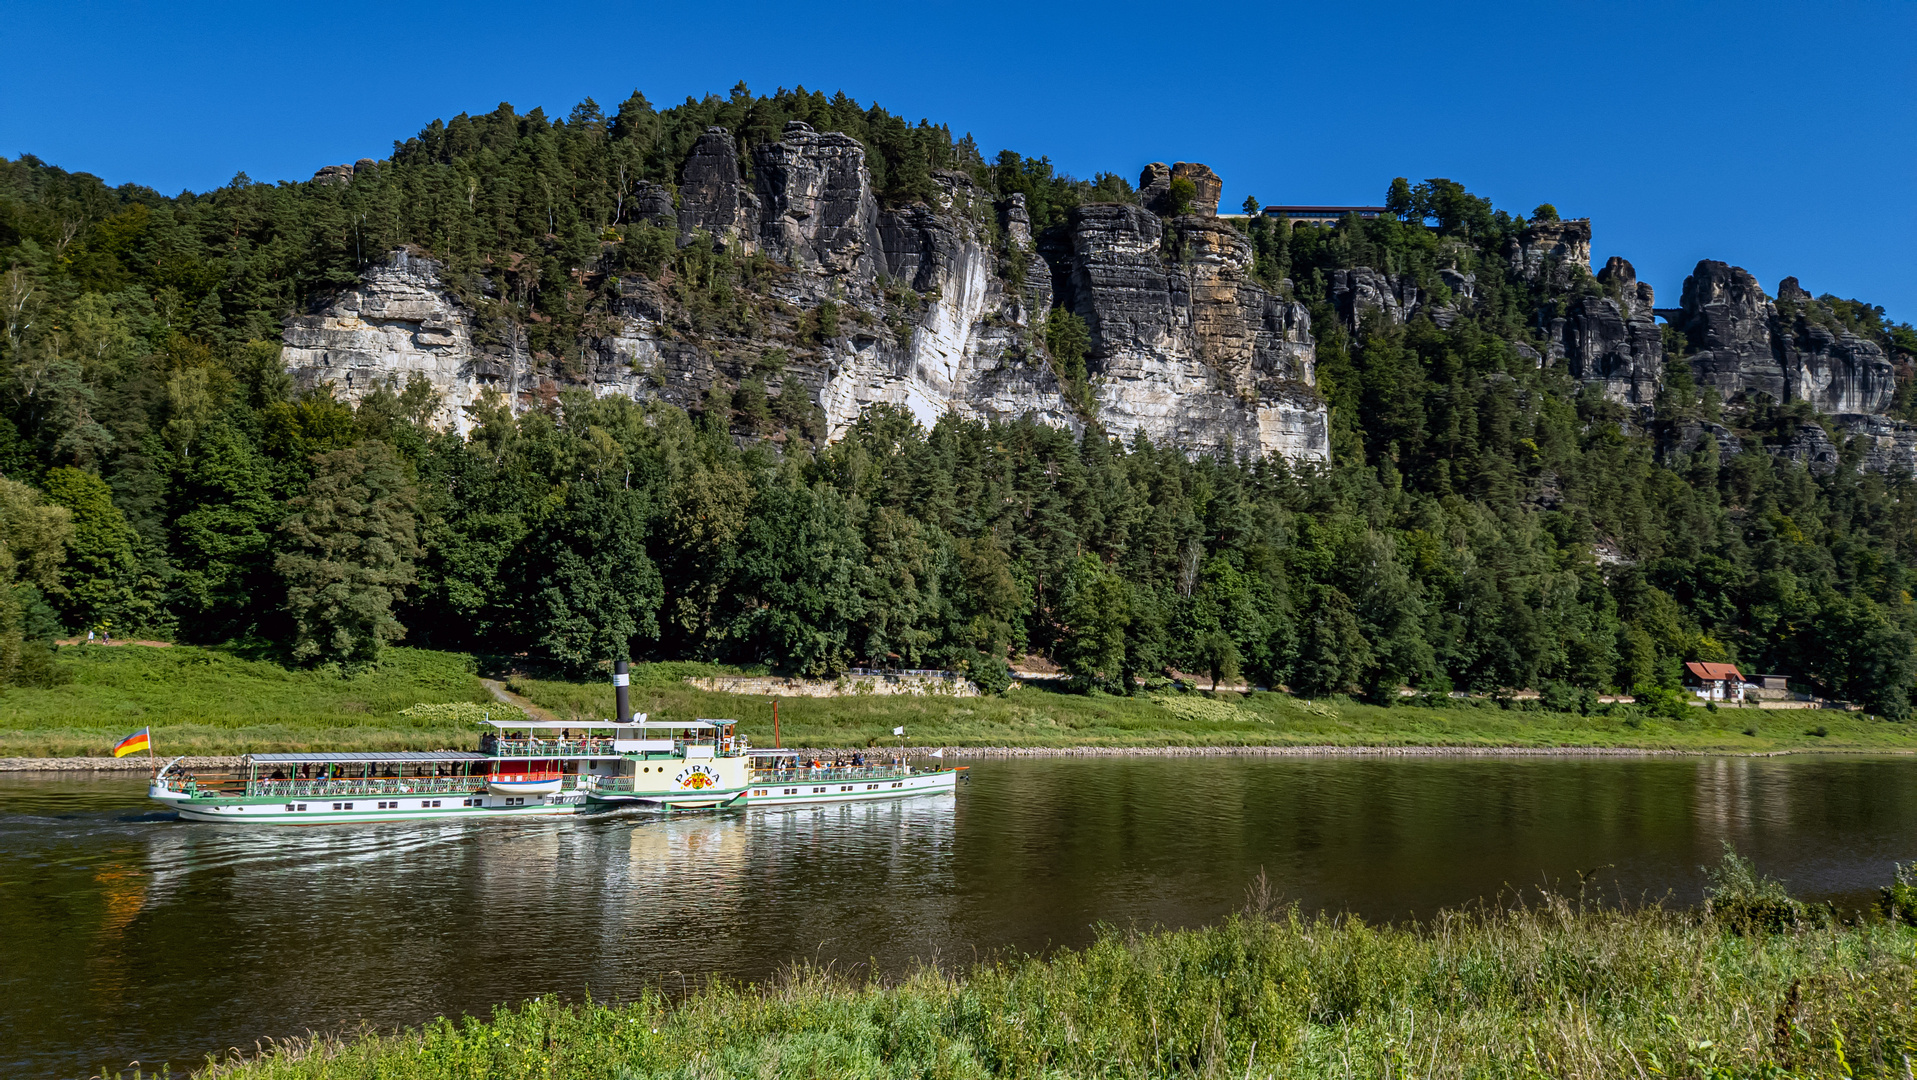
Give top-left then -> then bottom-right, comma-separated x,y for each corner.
0,645 -> 492,757
6,645 -> 1917,758
510,667 -> 1917,754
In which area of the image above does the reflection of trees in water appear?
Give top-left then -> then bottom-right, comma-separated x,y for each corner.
1692,757 -> 1776,845
565,801 -> 962,990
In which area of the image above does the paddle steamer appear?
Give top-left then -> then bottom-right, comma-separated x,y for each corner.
146,664 -> 961,823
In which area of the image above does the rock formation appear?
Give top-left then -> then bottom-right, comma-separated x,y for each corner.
285,131 -> 1325,458
282,249 -> 534,432
1138,162 -> 1223,217
751,121 -> 884,281
1676,261 -> 1895,416
1558,257 -> 1663,406
676,127 -> 759,248
1679,260 -> 1786,403
1042,203 -> 1324,457
1506,218 -> 1591,283
1328,268 -> 1422,328
287,128 -> 1917,472
629,181 -> 675,227
1774,304 -> 1894,417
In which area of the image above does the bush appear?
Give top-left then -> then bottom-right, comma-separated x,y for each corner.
11,640 -> 74,688
399,701 -> 521,725
1166,176 -> 1197,215
1539,680 -> 1584,713
1704,844 -> 1827,935
1634,683 -> 1691,721
966,654 -> 1011,696
1881,862 -> 1917,925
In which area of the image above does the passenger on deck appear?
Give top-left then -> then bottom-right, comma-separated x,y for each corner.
270,768 -> 285,780
852,753 -> 864,768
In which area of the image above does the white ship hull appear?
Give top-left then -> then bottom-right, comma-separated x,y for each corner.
151,784 -> 584,824
742,768 -> 959,806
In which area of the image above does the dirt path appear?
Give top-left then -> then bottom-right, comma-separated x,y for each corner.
54,638 -> 172,648
479,678 -> 561,723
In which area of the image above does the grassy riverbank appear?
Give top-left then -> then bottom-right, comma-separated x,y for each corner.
8,645 -> 1917,757
510,668 -> 1917,755
0,645 -> 490,757
163,886 -> 1916,1080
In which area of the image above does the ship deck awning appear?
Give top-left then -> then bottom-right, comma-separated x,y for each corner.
245,751 -> 494,764
481,717 -> 731,730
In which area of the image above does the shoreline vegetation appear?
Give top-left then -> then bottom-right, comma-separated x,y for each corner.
107,853 -> 1917,1080
7,645 -> 1917,760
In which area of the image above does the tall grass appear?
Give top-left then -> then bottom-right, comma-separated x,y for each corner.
171,888 -> 1916,1079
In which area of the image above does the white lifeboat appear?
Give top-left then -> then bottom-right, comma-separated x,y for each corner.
487,772 -> 564,796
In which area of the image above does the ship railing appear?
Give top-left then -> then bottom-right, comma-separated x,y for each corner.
238,777 -> 490,799
483,737 -> 617,757
747,764 -> 917,783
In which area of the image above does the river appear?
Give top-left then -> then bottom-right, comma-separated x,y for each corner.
3,754 -> 1915,1078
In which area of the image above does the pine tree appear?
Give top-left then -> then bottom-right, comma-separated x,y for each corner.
277,442 -> 421,668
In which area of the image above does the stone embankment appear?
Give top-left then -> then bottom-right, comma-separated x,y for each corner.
895,745 -> 1796,758
687,673 -> 981,698
1,756 -> 241,771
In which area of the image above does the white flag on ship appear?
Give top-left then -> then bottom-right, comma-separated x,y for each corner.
930,749 -> 943,758
893,726 -> 905,736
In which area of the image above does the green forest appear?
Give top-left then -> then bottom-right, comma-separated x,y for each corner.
4,85 -> 1917,718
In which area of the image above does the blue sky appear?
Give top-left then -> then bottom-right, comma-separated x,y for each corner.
3,0 -> 1912,320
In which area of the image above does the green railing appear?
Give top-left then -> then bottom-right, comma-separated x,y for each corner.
484,738 -> 617,757
747,764 -> 917,784
159,775 -> 586,800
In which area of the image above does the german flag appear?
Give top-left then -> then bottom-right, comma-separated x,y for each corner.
112,727 -> 150,758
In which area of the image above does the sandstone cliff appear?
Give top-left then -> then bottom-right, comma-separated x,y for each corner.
282,130 -> 1908,475
285,130 -> 1329,459
1557,256 -> 1663,407
1041,201 -> 1323,458
1677,260 -> 1895,416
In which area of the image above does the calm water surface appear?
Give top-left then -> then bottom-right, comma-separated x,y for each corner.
4,755 -> 1916,1078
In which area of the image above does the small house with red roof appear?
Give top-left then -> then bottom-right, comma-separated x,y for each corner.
1684,662 -> 1746,703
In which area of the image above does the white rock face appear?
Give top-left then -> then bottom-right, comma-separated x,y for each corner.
282,131 -> 1330,462
281,250 -> 502,435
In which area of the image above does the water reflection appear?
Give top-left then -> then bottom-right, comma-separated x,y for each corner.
3,756 -> 1915,1079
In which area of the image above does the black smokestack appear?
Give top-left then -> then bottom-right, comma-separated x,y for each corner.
614,659 -> 631,723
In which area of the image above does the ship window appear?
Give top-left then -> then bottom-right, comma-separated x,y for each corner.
431,800 -> 441,807
343,803 -> 354,810
332,803 -> 342,810
297,803 -> 308,810
813,787 -> 826,793
285,804 -> 296,811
